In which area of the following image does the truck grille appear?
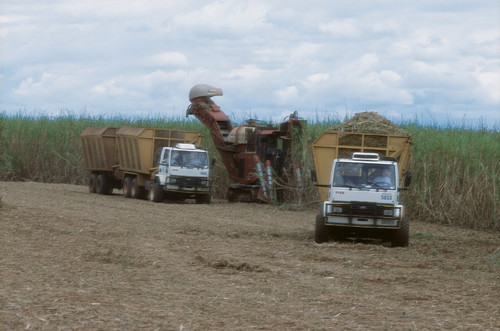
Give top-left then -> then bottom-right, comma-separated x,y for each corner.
175,177 -> 204,186
346,202 -> 378,216
332,202 -> 395,218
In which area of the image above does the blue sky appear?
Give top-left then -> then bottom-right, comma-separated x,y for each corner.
1,0 -> 499,127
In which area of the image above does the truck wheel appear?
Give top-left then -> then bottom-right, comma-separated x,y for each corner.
123,177 -> 132,198
391,218 -> 409,247
88,173 -> 97,193
196,194 -> 211,204
96,174 -> 113,195
148,183 -> 164,203
332,228 -> 346,242
130,178 -> 146,199
315,214 -> 332,243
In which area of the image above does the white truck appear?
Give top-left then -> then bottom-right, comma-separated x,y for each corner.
149,143 -> 211,204
81,126 -> 212,204
311,130 -> 412,247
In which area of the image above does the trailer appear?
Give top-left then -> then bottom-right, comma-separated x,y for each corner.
81,126 -> 212,203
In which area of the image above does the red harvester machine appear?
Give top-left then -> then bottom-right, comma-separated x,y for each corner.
186,84 -> 306,203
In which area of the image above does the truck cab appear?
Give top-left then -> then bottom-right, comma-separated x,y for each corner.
148,143 -> 211,204
316,152 -> 410,247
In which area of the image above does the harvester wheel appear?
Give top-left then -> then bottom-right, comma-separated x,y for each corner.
148,183 -> 164,203
391,218 -> 409,247
315,214 -> 332,243
227,188 -> 235,202
96,174 -> 113,195
88,173 -> 98,193
123,177 -> 132,198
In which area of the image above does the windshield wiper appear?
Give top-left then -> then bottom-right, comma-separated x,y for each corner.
334,184 -> 357,189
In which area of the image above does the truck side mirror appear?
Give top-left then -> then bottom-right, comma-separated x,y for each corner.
404,171 -> 412,187
211,158 -> 216,168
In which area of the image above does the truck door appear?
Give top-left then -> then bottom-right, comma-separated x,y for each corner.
159,148 -> 170,175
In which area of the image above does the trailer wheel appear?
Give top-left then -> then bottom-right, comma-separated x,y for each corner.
96,174 -> 113,195
148,183 -> 164,203
315,214 -> 332,243
391,218 -> 409,247
130,178 -> 146,199
88,173 -> 98,193
123,177 -> 132,198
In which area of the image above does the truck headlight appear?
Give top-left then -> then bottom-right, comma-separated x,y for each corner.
326,205 -> 333,214
383,208 -> 401,217
383,209 -> 394,216
333,206 -> 342,213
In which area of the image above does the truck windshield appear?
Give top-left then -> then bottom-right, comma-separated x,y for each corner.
171,150 -> 208,168
333,162 -> 396,189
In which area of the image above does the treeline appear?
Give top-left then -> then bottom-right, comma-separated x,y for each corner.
0,113 -> 498,231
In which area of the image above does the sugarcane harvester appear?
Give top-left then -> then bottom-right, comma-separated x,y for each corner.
186,84 -> 305,203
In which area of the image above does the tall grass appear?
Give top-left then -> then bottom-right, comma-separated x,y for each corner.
0,112 -> 498,231
403,125 -> 499,231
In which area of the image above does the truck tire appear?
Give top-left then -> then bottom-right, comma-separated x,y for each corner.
315,213 -> 332,243
123,177 -> 132,198
96,174 -> 113,195
130,178 -> 146,199
196,194 -> 211,204
148,183 -> 164,203
391,218 -> 409,247
88,173 -> 98,193
332,228 -> 346,242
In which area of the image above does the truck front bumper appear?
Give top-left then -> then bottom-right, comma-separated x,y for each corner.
323,202 -> 403,229
165,184 -> 210,194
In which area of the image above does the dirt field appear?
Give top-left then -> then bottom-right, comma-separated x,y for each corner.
0,181 -> 498,330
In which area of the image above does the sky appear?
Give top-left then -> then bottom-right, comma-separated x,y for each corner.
1,0 -> 499,127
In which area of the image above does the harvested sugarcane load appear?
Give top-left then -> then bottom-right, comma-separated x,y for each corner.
328,111 -> 410,135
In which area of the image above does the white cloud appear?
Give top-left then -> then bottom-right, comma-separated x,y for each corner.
1,0 -> 499,126
274,86 -> 300,104
91,79 -> 127,97
474,70 -> 500,104
306,73 -> 329,84
223,65 -> 267,81
146,52 -> 189,67
171,2 -> 271,34
319,19 -> 363,39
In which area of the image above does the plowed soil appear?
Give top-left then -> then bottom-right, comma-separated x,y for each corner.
1,181 -> 499,330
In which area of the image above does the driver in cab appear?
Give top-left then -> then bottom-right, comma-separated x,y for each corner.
373,168 -> 392,186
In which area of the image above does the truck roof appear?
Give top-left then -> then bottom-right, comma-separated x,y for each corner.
336,158 -> 396,165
